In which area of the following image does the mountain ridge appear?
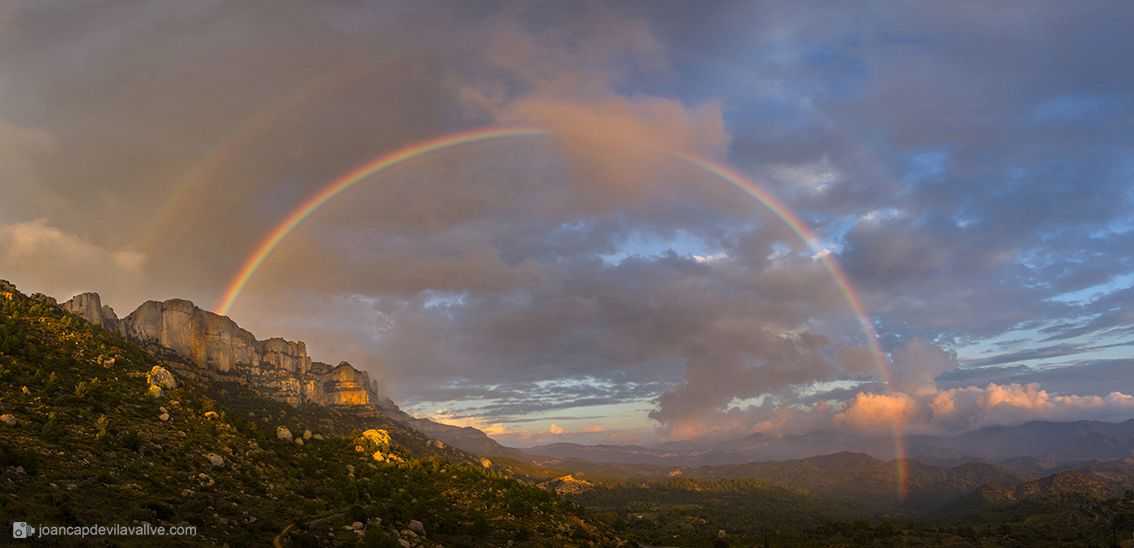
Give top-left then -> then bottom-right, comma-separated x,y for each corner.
58,290 -> 527,462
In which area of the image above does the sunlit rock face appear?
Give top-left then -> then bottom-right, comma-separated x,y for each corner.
61,293 -> 377,412
324,362 -> 373,407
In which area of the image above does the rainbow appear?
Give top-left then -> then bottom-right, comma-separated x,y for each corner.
678,154 -> 907,499
216,127 -> 907,499
215,126 -> 547,316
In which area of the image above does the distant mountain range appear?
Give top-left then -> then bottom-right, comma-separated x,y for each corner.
524,419 -> 1134,467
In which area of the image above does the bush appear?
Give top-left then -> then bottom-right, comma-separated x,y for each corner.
121,428 -> 142,452
40,414 -> 64,443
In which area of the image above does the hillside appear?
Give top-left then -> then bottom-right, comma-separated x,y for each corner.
942,470 -> 1121,514
570,476 -> 887,543
681,452 -> 1035,513
0,280 -> 623,547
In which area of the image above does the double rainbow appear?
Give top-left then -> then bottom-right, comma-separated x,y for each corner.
214,127 -> 907,499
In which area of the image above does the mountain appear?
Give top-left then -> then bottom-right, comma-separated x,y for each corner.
529,419 -> 1134,468
59,291 -> 530,463
912,419 -> 1134,460
0,279 -> 622,546
942,470 -> 1121,513
376,404 -> 533,462
682,451 -> 1035,512
62,292 -> 374,409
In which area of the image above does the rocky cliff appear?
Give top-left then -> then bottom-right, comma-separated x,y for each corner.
61,291 -> 533,460
63,293 -> 376,410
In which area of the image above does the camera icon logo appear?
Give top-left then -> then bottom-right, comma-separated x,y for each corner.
12,522 -> 35,538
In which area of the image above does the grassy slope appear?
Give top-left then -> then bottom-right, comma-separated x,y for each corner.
0,281 -> 622,547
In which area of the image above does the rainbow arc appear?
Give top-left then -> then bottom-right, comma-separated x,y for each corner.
212,127 -> 907,500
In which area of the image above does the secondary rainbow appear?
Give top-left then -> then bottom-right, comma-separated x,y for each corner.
140,54 -> 417,256
217,127 -> 906,499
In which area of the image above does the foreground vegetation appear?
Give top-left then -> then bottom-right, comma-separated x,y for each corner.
0,281 -> 622,547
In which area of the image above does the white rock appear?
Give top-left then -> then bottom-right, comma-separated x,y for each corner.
351,522 -> 363,529
181,489 -> 195,497
1,414 -> 17,427
303,430 -> 312,440
294,438 -> 303,446
397,539 -> 411,548
158,413 -> 170,422
206,453 -> 225,468
276,426 -> 293,441
408,520 -> 425,535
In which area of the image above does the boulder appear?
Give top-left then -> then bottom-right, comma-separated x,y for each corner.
1,414 -> 17,427
303,429 -> 312,440
276,426 -> 293,442
158,412 -> 170,422
147,366 -> 178,390
408,520 -> 425,535
206,454 -> 225,468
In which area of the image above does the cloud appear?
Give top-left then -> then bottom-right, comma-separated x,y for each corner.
834,391 -> 917,436
604,432 -> 641,445
5,1 -> 1134,448
0,219 -> 146,305
836,344 -> 878,376
455,6 -> 732,209
889,337 -> 958,395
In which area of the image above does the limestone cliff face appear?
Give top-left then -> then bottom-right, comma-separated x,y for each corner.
61,292 -> 119,331
62,293 -> 375,410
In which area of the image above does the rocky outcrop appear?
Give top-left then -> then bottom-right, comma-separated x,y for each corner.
61,292 -> 119,330
61,293 -> 378,410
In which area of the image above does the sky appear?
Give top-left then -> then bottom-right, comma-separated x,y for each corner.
1,1 -> 1133,448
